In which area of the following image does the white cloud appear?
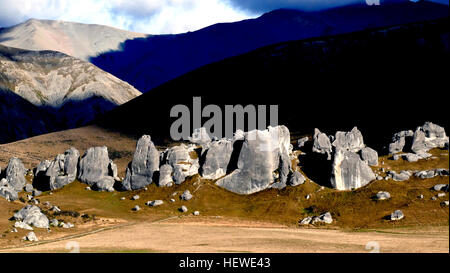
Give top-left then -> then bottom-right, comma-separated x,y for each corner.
0,0 -> 254,34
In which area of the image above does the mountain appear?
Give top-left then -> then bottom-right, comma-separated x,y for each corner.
0,19 -> 146,61
91,0 -> 449,92
96,17 -> 449,151
0,44 -> 141,143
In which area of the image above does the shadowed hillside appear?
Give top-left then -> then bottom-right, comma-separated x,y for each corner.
91,0 -> 449,92
97,17 -> 449,152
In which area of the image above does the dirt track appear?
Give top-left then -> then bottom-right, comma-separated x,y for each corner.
2,218 -> 448,253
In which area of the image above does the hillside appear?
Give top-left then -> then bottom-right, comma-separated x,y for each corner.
96,17 -> 449,150
91,0 -> 449,92
0,44 -> 141,143
0,19 -> 146,61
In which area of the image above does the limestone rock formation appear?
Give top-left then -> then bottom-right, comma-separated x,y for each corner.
158,164 -> 174,187
78,146 -> 116,191
161,144 -> 199,180
200,139 -> 234,180
411,122 -> 448,154
360,147 -> 378,166
122,135 -> 160,190
389,130 -> 414,154
312,128 -> 332,159
14,205 -> 49,229
215,126 -> 292,194
331,148 -> 376,190
288,171 -> 306,187
0,185 -> 18,201
5,157 -> 27,192
332,127 -> 365,152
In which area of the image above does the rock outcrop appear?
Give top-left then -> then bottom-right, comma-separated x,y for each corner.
13,205 -> 49,229
360,147 -> 378,166
200,139 -> 234,180
122,135 -> 160,190
5,157 -> 27,192
312,128 -> 332,159
161,144 -> 199,180
215,126 -> 292,194
78,146 -> 117,191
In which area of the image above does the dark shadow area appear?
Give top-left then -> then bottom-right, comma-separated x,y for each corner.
32,172 -> 50,192
298,143 -> 334,188
226,140 -> 244,174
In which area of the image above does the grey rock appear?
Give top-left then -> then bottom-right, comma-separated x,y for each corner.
297,137 -> 309,149
43,148 -> 80,190
23,231 -> 38,242
34,160 -> 51,176
288,171 -> 306,187
172,165 -> 186,185
162,144 -> 199,178
147,200 -> 164,207
78,146 -> 116,191
5,157 -> 27,192
375,191 -> 391,200
132,205 -> 140,211
50,219 -> 59,227
411,122 -> 448,154
14,205 -> 49,228
15,221 -> 33,230
299,216 -> 313,225
216,126 -> 292,194
200,139 -> 233,180
360,147 -> 378,166
388,170 -> 411,181
193,211 -> 200,216
158,164 -> 174,187
132,195 -> 140,200
390,210 -> 404,221
331,148 -> 376,190
0,185 -> 18,201
437,193 -> 446,198
403,153 -> 420,162
432,184 -> 449,192
312,128 -> 332,159
24,184 -> 34,193
180,206 -> 188,213
435,169 -> 449,176
180,190 -> 193,201
415,170 -> 436,179
311,212 -> 333,224
122,135 -> 160,191
441,201 -> 449,206
389,130 -> 414,154
332,127 -> 365,153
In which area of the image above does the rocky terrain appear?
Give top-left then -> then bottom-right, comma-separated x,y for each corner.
0,44 -> 141,143
0,19 -> 146,61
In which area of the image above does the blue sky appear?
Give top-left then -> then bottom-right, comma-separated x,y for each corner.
0,0 -> 448,34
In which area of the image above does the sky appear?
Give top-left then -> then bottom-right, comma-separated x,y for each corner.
0,0 -> 448,34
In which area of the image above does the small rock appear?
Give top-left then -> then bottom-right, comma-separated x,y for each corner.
431,196 -> 437,201
170,198 -> 175,202
146,200 -> 164,207
23,232 -> 38,242
50,219 -> 59,227
120,197 -> 126,200
418,194 -> 424,199
441,201 -> 449,206
375,191 -> 391,200
132,195 -> 140,200
305,194 -> 311,200
437,193 -> 446,198
132,205 -> 140,211
180,206 -> 188,213
299,216 -> 313,225
180,190 -> 193,201
390,210 -> 404,221
193,211 -> 200,216
15,221 -> 33,230
11,228 -> 18,233
51,206 -> 61,212
85,186 -> 91,191
433,184 -> 449,192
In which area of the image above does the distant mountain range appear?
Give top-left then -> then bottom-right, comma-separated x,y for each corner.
0,18 -> 146,61
90,0 -> 449,92
0,44 -> 141,143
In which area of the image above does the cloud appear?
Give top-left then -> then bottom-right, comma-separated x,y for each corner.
0,0 -> 253,34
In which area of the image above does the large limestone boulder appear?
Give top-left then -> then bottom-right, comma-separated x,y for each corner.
158,164 -> 174,187
5,157 -> 27,192
122,135 -> 160,191
215,126 -> 292,194
78,146 -> 116,191
389,130 -> 414,154
161,144 -> 200,180
14,205 -> 49,229
0,185 -> 18,201
360,147 -> 378,166
312,128 -> 332,159
40,148 -> 80,190
411,122 -> 448,154
200,139 -> 234,180
189,127 -> 211,146
331,148 -> 376,190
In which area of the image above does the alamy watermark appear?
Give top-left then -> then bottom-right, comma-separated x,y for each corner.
170,97 -> 279,145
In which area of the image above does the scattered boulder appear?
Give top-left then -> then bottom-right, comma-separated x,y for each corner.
389,130 -> 414,154
297,137 -> 309,149
24,184 -> 34,193
180,190 -> 193,201
189,127 -> 211,146
146,200 -> 164,207
162,144 -> 200,179
432,184 -> 449,192
375,191 -> 391,200
132,205 -> 140,211
216,126 -> 292,194
15,221 -> 33,230
13,205 -> 49,229
387,170 -> 411,181
122,135 -> 160,191
0,185 -> 18,201
50,219 -> 59,227
360,147 -> 378,166
299,216 -> 313,225
390,210 -> 404,221
311,212 -> 333,224
288,171 -> 306,187
179,205 -> 188,213
23,231 -> 38,242
415,170 -> 436,179
332,127 -> 365,153
441,201 -> 449,206
193,211 -> 200,216
132,195 -> 140,200
437,193 -> 446,198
